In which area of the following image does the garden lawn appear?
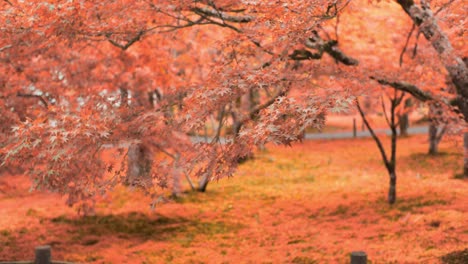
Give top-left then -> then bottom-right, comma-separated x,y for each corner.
0,134 -> 467,263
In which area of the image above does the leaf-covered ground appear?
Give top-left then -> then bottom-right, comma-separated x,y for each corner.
0,134 -> 467,263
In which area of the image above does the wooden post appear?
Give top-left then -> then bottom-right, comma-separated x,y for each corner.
35,245 -> 51,264
350,251 -> 367,264
353,118 -> 357,138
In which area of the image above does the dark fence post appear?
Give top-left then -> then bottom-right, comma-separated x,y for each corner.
350,251 -> 367,264
353,118 -> 357,138
35,245 -> 51,264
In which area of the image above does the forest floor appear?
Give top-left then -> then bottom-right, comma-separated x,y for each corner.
0,134 -> 467,263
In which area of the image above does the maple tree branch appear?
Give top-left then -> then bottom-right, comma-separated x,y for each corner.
390,90 -> 398,167
107,31 -> 144,50
212,106 -> 225,144
196,15 -> 242,32
381,95 -> 392,128
0,44 -> 12,52
356,99 -> 391,169
183,171 -> 196,191
396,0 -> 468,99
290,32 -> 358,65
235,88 -> 288,135
191,7 -> 254,23
16,92 -> 49,109
434,0 -> 456,16
412,30 -> 422,58
436,124 -> 448,143
370,76 -> 434,102
400,23 -> 415,66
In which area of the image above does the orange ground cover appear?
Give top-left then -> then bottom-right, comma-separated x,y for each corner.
0,134 -> 467,263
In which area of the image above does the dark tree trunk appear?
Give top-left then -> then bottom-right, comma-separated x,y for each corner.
399,98 -> 412,136
399,114 -> 409,136
464,132 -> 468,178
428,123 -> 439,155
357,90 -> 403,204
388,170 -> 397,204
197,173 -> 210,192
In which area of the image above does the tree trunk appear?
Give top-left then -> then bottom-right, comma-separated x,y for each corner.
399,113 -> 409,136
464,132 -> 468,178
126,143 -> 152,187
396,0 -> 468,105
399,98 -> 412,136
197,173 -> 210,192
428,123 -> 439,155
396,2 -> 468,175
388,170 -> 397,204
172,170 -> 182,197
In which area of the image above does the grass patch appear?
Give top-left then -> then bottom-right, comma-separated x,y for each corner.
291,256 -> 318,264
396,197 -> 448,212
50,212 -> 243,244
376,196 -> 448,214
401,152 -> 462,173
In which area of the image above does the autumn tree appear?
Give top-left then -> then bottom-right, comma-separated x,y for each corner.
1,0 -> 348,208
0,0 -> 465,210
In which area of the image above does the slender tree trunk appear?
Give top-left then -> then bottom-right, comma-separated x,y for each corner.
197,173 -> 210,192
388,170 -> 397,204
172,155 -> 182,197
428,123 -> 439,155
126,143 -> 152,187
399,98 -> 412,136
464,132 -> 468,177
172,170 -> 181,197
399,114 -> 409,136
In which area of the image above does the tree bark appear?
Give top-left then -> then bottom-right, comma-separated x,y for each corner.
399,98 -> 412,136
396,1 -> 467,99
399,113 -> 409,136
388,170 -> 397,204
464,132 -> 468,177
126,143 -> 152,187
197,172 -> 210,192
428,123 -> 439,155
391,2 -> 468,175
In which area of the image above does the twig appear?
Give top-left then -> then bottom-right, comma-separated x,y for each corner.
400,23 -> 415,66
16,92 -> 49,108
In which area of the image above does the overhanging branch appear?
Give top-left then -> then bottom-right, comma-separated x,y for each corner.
370,76 -> 434,102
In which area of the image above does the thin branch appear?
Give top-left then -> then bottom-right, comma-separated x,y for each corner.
191,6 -> 254,23
0,44 -> 12,52
107,31 -> 144,50
400,23 -> 415,66
434,0 -> 456,16
235,88 -> 289,135
390,89 -> 398,167
356,99 -> 391,170
212,106 -> 225,143
412,30 -> 422,58
436,124 -> 448,143
381,95 -> 392,127
334,5 -> 340,42
183,171 -> 196,191
16,92 -> 49,108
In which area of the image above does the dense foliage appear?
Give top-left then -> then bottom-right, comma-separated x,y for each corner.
1,0 -> 466,207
